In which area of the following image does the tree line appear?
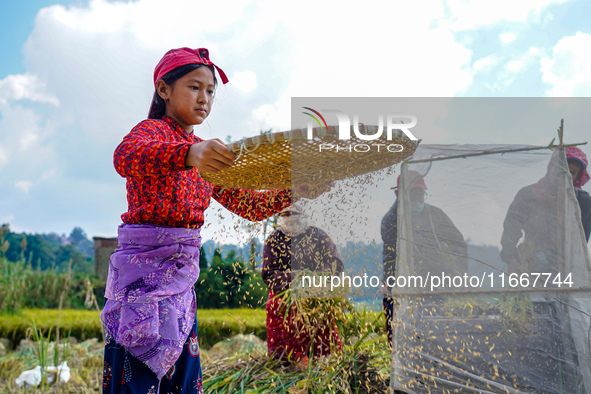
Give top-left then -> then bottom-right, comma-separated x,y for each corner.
0,224 -> 269,312
1,224 -> 93,274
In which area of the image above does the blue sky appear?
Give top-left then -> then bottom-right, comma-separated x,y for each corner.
1,0 -> 590,243
0,0 -> 75,77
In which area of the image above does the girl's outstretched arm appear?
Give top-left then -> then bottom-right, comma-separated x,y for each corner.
213,187 -> 291,222
114,120 -> 193,177
114,120 -> 235,177
212,182 -> 335,222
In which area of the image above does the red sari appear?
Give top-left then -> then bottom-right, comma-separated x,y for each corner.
262,227 -> 343,361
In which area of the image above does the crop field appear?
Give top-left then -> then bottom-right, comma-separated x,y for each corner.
0,308 -> 389,393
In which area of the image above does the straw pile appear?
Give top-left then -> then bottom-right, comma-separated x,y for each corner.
202,346 -> 389,394
201,307 -> 390,394
201,275 -> 390,393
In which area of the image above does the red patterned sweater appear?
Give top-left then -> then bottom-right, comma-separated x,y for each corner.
114,115 -> 291,228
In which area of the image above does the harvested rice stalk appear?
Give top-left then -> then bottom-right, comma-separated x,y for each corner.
270,270 -> 355,358
202,338 -> 390,394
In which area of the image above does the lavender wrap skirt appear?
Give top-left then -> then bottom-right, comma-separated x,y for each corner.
102,316 -> 203,394
101,224 -> 203,393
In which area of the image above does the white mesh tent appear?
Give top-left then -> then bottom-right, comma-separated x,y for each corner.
286,98 -> 591,392
289,140 -> 590,392
390,144 -> 591,393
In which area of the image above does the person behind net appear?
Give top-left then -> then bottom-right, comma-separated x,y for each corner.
262,205 -> 344,364
500,146 -> 591,276
381,171 -> 468,347
566,146 -> 591,240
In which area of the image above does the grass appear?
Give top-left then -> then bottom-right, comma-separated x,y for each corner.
0,257 -> 27,313
0,255 -> 104,313
197,308 -> 268,348
0,336 -> 104,393
0,308 -> 271,349
0,308 -> 389,393
0,309 -> 103,346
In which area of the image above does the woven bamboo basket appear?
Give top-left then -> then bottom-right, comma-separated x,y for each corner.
200,125 -> 420,189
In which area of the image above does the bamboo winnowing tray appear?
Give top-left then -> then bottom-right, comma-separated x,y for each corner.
200,125 -> 420,189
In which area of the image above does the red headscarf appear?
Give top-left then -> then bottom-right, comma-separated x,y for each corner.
153,47 -> 229,86
565,146 -> 589,188
392,170 -> 428,190
532,147 -> 589,200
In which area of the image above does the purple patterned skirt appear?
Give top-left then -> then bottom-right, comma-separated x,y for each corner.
103,316 -> 203,393
101,223 -> 202,391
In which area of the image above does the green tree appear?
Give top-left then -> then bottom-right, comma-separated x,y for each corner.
196,247 -> 266,308
70,227 -> 87,244
6,233 -> 56,270
68,227 -> 94,256
199,246 -> 208,270
55,244 -> 93,274
239,271 -> 268,308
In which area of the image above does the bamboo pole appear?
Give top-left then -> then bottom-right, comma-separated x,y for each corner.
558,119 -> 564,147
404,142 -> 586,164
557,120 -> 565,275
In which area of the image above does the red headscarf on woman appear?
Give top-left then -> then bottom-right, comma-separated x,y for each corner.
153,47 -> 229,86
565,146 -> 589,188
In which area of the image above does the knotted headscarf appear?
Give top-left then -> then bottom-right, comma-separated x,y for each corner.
565,146 -> 589,188
153,47 -> 229,86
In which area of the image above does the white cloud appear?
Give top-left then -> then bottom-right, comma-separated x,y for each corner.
19,133 -> 39,150
0,74 -> 59,105
41,168 -> 56,180
541,32 -> 591,96
265,0 -> 473,99
473,47 -> 544,91
473,55 -> 499,73
529,47 -> 541,56
0,145 -> 7,169
499,33 -> 517,44
489,47 -> 543,88
0,104 -> 56,162
0,101 -> 60,227
506,59 -> 525,73
21,0 -> 293,146
249,95 -> 291,132
15,180 -> 33,194
20,0 -> 477,139
443,0 -> 566,30
231,70 -> 258,94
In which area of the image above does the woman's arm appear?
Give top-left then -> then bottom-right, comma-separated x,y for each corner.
114,121 -> 192,177
213,188 -> 291,221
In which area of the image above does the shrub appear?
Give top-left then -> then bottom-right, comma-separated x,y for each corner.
196,250 -> 270,309
0,256 -> 105,314
0,257 -> 27,314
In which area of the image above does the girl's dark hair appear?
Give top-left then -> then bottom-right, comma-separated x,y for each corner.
148,64 -> 217,119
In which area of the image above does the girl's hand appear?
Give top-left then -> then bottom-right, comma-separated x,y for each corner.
185,139 -> 236,173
